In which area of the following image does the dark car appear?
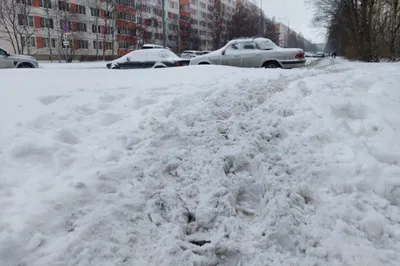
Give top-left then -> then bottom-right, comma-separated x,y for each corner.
106,49 -> 190,69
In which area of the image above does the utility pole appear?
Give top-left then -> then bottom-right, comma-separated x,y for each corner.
162,0 -> 166,48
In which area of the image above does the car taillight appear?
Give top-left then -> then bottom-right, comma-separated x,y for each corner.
177,61 -> 183,66
295,52 -> 305,59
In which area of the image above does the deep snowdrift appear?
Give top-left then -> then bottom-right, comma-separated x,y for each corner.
1,59 -> 400,266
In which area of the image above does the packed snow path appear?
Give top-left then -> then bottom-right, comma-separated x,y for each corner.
1,59 -> 400,266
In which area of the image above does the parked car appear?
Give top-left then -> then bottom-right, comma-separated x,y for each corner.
180,50 -> 203,58
190,37 -> 306,69
140,44 -> 171,50
305,52 -> 326,58
0,47 -> 39,68
106,49 -> 190,69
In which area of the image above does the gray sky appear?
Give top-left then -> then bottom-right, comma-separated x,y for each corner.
261,0 -> 325,43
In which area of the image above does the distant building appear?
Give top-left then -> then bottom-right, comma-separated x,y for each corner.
0,0 -> 262,59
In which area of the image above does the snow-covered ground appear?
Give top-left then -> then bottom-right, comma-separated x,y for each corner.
1,59 -> 400,266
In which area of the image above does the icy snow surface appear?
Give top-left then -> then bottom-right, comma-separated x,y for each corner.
1,59 -> 400,266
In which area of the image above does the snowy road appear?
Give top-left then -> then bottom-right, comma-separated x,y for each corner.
1,59 -> 400,266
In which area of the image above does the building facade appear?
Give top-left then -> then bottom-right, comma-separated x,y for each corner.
0,0 -> 262,59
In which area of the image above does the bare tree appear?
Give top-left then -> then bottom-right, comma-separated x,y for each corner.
166,18 -> 179,52
227,1 -> 260,40
0,0 -> 36,54
263,17 -> 280,44
136,0 -> 153,47
207,0 -> 228,50
88,0 -> 102,59
102,0 -> 115,60
308,0 -> 400,61
55,2 -> 86,62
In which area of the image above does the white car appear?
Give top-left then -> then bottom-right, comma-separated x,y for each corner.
106,49 -> 190,69
140,44 -> 171,50
180,50 -> 202,58
0,47 -> 39,68
190,37 -> 306,69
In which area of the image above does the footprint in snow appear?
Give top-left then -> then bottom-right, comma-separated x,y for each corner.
100,113 -> 122,126
38,95 -> 69,105
99,93 -> 125,103
10,142 -> 55,170
54,129 -> 80,145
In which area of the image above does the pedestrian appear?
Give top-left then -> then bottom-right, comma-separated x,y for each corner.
331,51 -> 337,59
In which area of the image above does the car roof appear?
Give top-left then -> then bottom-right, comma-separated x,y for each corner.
228,37 -> 272,44
142,44 -> 163,47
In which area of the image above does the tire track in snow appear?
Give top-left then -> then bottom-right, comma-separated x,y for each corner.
89,65 -> 353,266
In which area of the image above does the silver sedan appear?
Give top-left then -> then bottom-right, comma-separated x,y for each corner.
189,38 -> 306,69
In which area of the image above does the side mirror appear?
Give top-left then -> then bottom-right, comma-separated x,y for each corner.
221,50 -> 225,55
5,52 -> 10,56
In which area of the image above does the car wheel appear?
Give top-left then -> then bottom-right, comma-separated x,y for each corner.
263,61 -> 281,69
198,62 -> 210,65
18,63 -> 33,68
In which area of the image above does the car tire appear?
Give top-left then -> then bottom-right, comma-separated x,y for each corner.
18,63 -> 33,68
198,62 -> 210,65
263,61 -> 281,69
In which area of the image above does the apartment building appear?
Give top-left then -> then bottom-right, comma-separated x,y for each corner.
0,0 -> 262,59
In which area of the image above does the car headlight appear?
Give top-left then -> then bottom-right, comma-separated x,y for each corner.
30,56 -> 37,61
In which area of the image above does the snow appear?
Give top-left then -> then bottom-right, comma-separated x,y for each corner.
114,49 -> 181,65
1,59 -> 400,266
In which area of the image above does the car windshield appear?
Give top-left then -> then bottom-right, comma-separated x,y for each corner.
256,39 -> 278,50
0,48 -> 8,55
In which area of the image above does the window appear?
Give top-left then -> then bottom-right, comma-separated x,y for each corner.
77,22 -> 86,32
40,17 -> 54,28
92,24 -> 101,33
91,8 -> 100,17
39,0 -> 51,8
43,38 -> 56,48
256,39 -> 278,50
118,41 -> 135,50
235,42 -> 256,50
116,0 -> 135,7
0,48 -> 8,56
60,20 -> 72,30
76,5 -> 86,15
58,1 -> 70,11
117,27 -> 136,35
76,40 -> 89,49
105,11 -> 113,19
93,41 -> 102,49
21,36 -> 36,47
105,26 -> 113,34
17,15 -> 34,27
118,12 -> 135,21
16,0 -> 32,5
105,42 -> 113,50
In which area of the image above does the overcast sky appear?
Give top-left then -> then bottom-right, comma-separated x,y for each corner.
261,0 -> 326,43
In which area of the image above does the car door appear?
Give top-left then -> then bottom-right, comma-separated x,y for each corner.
237,42 -> 262,68
221,44 -> 241,67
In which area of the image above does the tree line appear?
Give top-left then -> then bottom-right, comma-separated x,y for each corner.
309,0 -> 400,61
